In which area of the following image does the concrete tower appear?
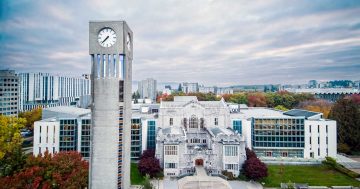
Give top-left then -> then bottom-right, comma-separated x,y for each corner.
89,21 -> 133,189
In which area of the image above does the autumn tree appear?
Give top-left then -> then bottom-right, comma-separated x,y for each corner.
243,148 -> 267,180
18,108 -> 42,131
329,96 -> 360,153
0,115 -> 26,177
0,151 -> 89,189
247,93 -> 267,107
138,150 -> 161,178
298,99 -> 333,118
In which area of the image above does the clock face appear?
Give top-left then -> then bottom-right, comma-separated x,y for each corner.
126,33 -> 131,50
98,28 -> 116,47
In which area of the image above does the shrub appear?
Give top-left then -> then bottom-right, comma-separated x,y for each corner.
221,170 -> 235,180
138,157 -> 161,178
243,157 -> 268,180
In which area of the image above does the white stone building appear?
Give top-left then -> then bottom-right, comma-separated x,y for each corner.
155,96 -> 246,177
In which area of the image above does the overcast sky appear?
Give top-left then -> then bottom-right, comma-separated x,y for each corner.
1,0 -> 360,86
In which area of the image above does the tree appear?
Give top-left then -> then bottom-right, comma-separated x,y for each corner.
18,108 -> 42,131
140,149 -> 155,159
329,97 -> 360,152
298,99 -> 333,118
243,148 -> 268,180
243,157 -> 268,180
274,105 -> 289,111
0,151 -> 89,189
227,93 -> 248,104
0,115 -> 26,177
138,157 -> 161,178
142,174 -> 154,189
245,147 -> 257,159
247,93 -> 267,107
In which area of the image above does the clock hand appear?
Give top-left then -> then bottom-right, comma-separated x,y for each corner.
102,36 -> 109,44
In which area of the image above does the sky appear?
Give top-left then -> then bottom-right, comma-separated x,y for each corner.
0,0 -> 360,86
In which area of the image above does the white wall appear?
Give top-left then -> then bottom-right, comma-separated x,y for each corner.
304,120 -> 337,159
33,120 -> 60,156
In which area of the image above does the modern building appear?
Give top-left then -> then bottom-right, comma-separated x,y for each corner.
156,96 -> 246,177
19,72 -> 91,111
89,21 -> 133,189
34,103 -> 158,160
181,82 -> 199,93
138,78 -> 157,101
308,80 -> 318,88
216,87 -> 234,95
285,88 -> 360,102
33,106 -> 91,159
198,86 -> 216,94
0,70 -> 20,116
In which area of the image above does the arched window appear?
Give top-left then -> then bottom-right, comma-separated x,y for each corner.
189,115 -> 198,129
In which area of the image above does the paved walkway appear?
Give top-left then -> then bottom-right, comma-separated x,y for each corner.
195,166 -> 207,176
178,166 -> 232,189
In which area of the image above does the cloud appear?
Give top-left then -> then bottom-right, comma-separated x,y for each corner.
0,0 -> 360,86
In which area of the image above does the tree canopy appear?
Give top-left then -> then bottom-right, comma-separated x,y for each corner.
0,151 -> 89,189
0,115 -> 26,177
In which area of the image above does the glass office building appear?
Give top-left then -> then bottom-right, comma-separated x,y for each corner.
252,118 -> 305,158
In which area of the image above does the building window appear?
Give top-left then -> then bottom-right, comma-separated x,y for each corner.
318,148 -> 320,156
326,137 -> 328,145
200,118 -> 204,128
266,151 -> 272,157
214,118 -> 218,126
233,120 -> 242,135
189,115 -> 198,128
169,118 -> 173,126
165,163 -> 177,169
318,137 -> 320,144
326,125 -> 328,133
281,152 -> 288,157
318,125 -> 320,133
225,164 -> 238,170
309,125 -> 311,133
310,137 -> 312,145
165,145 -> 178,155
224,146 -> 238,156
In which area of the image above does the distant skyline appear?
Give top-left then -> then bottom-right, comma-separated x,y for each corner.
1,0 -> 360,86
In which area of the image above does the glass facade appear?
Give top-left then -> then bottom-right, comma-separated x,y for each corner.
232,120 -> 242,135
131,118 -> 142,160
147,120 -> 156,149
59,119 -> 77,151
81,119 -> 91,158
252,118 -> 305,158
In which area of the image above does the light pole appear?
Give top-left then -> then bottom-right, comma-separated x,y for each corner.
157,178 -> 159,189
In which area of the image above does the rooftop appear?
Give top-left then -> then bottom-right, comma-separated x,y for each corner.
44,106 -> 90,116
284,109 -> 320,118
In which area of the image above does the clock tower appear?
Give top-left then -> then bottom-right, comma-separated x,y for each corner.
89,21 -> 132,189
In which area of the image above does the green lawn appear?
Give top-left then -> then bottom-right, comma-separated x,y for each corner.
131,162 -> 144,185
262,165 -> 360,187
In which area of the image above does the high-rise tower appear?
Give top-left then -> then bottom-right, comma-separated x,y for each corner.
89,21 -> 133,189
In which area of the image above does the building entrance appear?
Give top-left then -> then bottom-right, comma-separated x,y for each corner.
195,159 -> 204,166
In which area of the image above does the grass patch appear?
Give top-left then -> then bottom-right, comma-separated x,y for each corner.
262,165 -> 360,187
131,162 -> 144,185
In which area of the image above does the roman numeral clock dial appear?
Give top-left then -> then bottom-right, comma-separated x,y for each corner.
97,28 -> 117,47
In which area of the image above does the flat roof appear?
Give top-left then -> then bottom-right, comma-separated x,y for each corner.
284,109 -> 320,118
44,106 -> 90,116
